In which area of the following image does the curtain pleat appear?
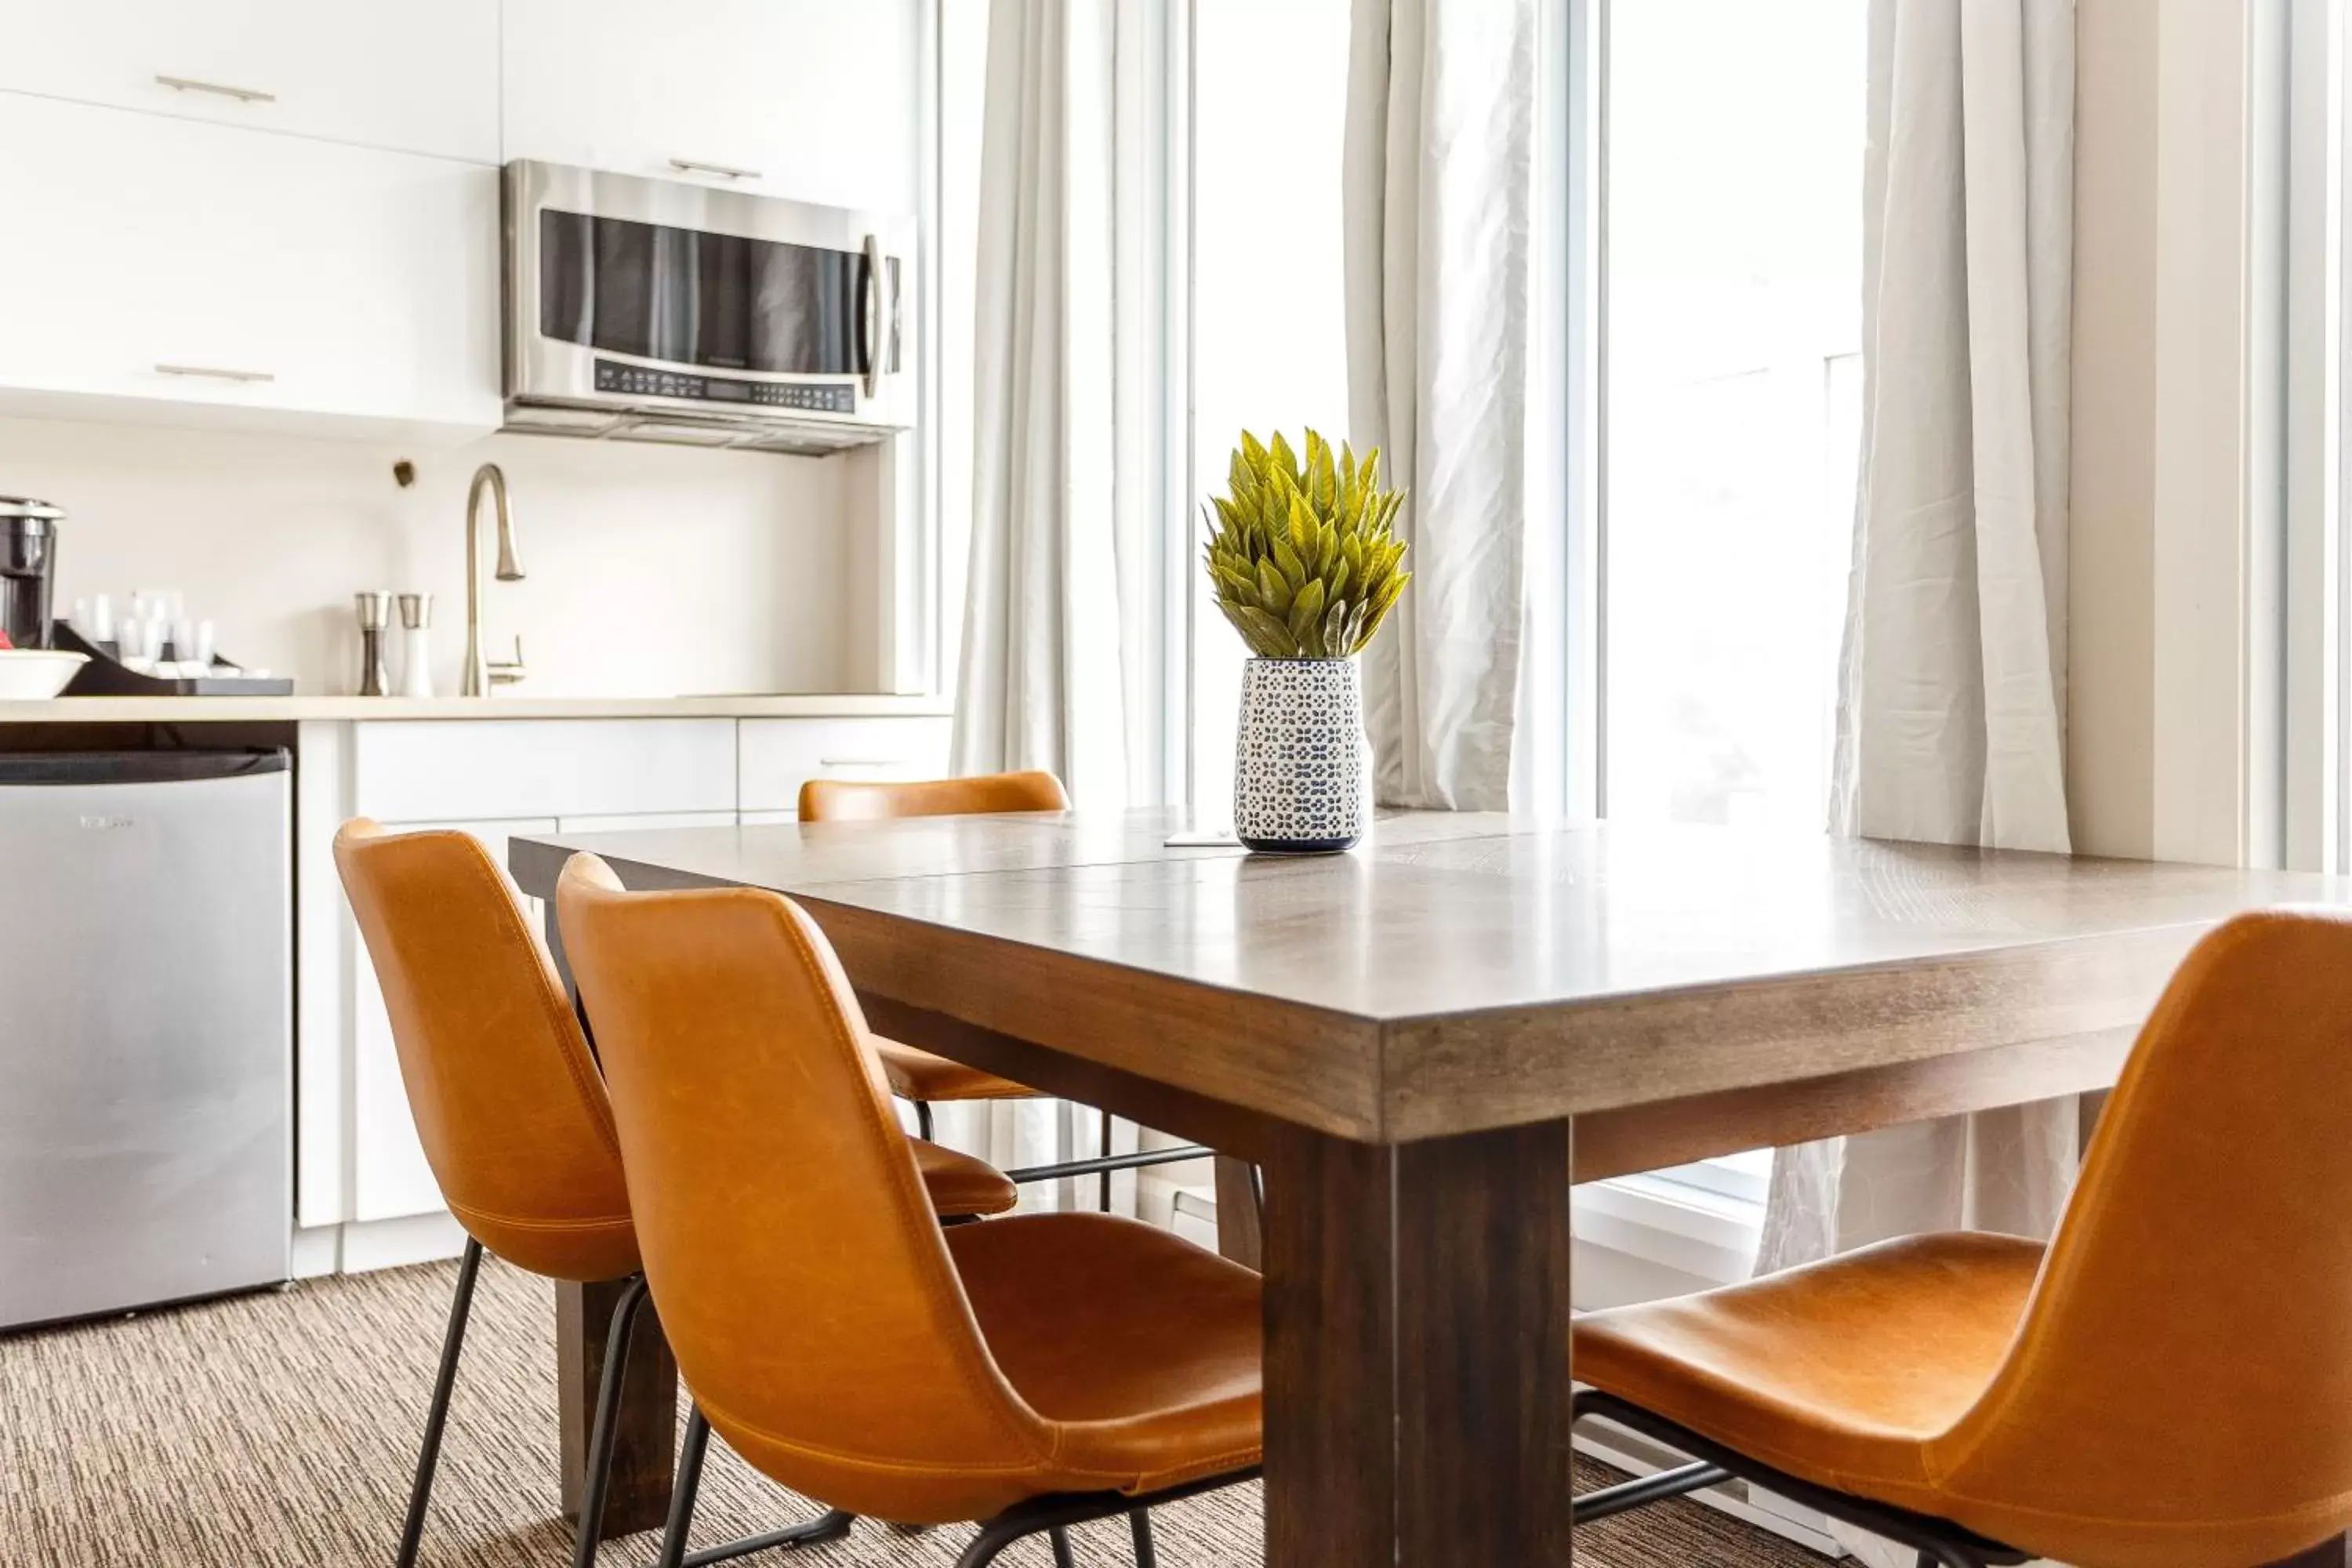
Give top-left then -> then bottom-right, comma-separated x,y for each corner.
1343,0 -> 1536,810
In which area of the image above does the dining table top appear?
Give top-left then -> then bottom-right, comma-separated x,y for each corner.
510,808 -> 2343,1145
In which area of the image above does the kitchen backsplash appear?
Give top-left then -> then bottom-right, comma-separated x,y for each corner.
0,416 -> 878,696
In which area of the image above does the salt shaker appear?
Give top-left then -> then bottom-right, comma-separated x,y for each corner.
396,593 -> 435,699
354,592 -> 393,697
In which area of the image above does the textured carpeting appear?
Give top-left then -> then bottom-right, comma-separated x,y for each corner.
0,1258 -> 1832,1567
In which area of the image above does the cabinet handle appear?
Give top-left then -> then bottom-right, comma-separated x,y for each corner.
818,758 -> 907,769
156,363 -> 275,384
669,157 -> 761,180
155,74 -> 276,104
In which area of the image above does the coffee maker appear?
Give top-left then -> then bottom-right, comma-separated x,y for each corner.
1,497 -> 61,650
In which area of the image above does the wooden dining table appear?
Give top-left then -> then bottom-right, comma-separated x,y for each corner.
508,807 -> 2339,1566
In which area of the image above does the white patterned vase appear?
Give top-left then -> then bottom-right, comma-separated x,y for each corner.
1232,656 -> 1366,854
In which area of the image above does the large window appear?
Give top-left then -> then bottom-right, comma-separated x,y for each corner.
1600,0 -> 1867,833
1594,2 -> 1867,1216
1187,0 -> 1352,822
1167,0 -> 1867,1229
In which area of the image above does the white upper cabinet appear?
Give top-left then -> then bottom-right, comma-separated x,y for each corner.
0,0 -> 499,164
501,0 -> 921,213
0,96 -> 499,438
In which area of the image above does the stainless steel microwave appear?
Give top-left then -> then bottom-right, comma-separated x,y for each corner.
502,160 -> 913,456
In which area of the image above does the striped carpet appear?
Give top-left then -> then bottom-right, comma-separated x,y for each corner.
0,1258 -> 1831,1567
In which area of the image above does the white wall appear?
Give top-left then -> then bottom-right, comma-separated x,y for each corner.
0,416 -> 866,696
2069,0 -> 2262,867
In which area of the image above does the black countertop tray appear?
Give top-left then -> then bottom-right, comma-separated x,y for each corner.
52,622 -> 295,696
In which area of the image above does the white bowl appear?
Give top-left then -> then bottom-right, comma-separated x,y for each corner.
0,648 -> 89,699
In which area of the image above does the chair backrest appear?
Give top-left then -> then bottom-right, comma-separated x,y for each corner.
1935,909 -> 2352,1548
332,821 -> 634,1279
554,853 -> 1055,1517
797,768 -> 1070,822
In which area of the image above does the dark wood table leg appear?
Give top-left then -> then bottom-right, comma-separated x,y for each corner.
557,1278 -> 677,1534
543,900 -> 677,1541
2269,1535 -> 2352,1566
1211,1153 -> 1263,1269
1262,1120 -> 1574,1566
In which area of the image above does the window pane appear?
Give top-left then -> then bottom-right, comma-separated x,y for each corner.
1189,0 -> 1352,822
1602,0 -> 1867,829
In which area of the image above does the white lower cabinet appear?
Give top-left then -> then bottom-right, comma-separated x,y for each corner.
350,817 -> 555,1224
738,716 -> 953,816
557,810 -> 739,834
306,715 -> 941,1255
354,720 -> 738,824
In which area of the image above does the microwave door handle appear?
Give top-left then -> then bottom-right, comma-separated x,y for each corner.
861,234 -> 887,400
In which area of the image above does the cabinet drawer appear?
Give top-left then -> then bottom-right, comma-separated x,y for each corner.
354,720 -> 738,825
0,1 -> 499,163
557,811 -> 739,834
738,717 -> 953,815
0,96 -> 498,436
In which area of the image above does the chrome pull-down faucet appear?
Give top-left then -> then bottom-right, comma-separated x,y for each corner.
461,463 -> 526,696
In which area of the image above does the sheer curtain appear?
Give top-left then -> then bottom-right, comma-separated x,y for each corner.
1344,0 -> 1537,809
941,0 -> 1131,1208
1761,0 -> 2079,1302
952,0 -> 1127,810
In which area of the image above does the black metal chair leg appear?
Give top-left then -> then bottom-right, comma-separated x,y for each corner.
1573,1459 -> 1730,1523
1098,1108 -> 1114,1211
914,1100 -> 935,1142
653,1404 -> 714,1568
680,1509 -> 855,1567
1130,1508 -> 1158,1567
953,1515 -> 1026,1568
1050,1525 -> 1076,1568
1918,1551 -> 1981,1568
569,1276 -> 652,1568
397,1237 -> 483,1568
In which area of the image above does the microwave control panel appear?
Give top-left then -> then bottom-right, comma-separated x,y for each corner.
596,360 -> 857,413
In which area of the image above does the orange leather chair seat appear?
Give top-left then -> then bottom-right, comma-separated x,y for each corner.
1574,1233 -> 2044,1510
457,1205 -> 643,1286
948,1213 -> 1261,1494
873,1037 -> 1035,1102
1574,909 -> 2352,1568
912,1139 -> 1020,1218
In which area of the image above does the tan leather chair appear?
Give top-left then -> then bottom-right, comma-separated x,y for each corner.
797,768 -> 1210,1207
555,852 -> 1263,1568
333,821 -> 1016,1568
1570,910 -> 2352,1568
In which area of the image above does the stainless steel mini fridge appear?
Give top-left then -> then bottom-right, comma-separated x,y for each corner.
0,749 -> 292,1329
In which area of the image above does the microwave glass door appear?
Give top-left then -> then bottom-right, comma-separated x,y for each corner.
537,209 -> 899,377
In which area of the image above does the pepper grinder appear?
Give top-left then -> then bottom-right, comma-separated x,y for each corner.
396,593 -> 435,699
354,592 -> 392,697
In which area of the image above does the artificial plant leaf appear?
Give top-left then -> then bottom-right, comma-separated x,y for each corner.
1320,595 -> 1351,658
1255,558 -> 1292,616
1221,601 -> 1295,659
1271,536 -> 1308,593
1287,578 -> 1327,648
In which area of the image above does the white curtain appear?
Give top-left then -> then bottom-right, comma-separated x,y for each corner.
942,0 -> 1133,1210
951,0 -> 1127,811
1762,0 -> 2078,1287
1343,0 -> 1535,811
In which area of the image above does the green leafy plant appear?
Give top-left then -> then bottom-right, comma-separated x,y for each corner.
1203,428 -> 1410,659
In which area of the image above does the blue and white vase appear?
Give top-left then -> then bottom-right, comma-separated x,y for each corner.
1233,656 -> 1366,854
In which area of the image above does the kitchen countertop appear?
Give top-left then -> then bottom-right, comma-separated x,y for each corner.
0,693 -> 956,723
